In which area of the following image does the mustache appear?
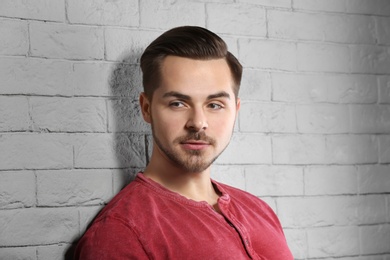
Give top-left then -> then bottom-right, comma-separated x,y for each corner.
175,132 -> 216,145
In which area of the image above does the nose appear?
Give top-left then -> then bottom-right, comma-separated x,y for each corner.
185,107 -> 208,131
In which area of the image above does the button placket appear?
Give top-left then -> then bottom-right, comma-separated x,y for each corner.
219,201 -> 257,259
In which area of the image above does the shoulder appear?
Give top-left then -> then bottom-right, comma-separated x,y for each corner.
94,175 -> 163,222
74,215 -> 149,260
74,177 -> 156,259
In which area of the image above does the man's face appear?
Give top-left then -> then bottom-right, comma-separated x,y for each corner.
141,56 -> 240,173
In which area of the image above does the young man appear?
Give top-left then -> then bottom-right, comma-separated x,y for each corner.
75,26 -> 293,259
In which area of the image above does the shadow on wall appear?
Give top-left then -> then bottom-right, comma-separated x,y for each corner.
64,49 -> 150,259
109,49 -> 151,187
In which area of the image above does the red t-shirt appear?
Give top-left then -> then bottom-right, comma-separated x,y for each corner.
75,173 -> 293,259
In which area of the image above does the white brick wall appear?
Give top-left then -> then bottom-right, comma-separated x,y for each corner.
0,0 -> 389,259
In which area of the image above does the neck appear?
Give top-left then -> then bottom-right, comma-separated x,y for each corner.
143,147 -> 220,206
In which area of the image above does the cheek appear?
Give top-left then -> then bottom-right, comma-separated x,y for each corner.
152,112 -> 184,137
218,109 -> 236,123
210,113 -> 236,134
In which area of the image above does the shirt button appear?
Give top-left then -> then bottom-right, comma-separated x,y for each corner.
221,195 -> 230,201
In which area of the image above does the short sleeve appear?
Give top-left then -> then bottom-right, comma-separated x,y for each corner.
74,216 -> 149,260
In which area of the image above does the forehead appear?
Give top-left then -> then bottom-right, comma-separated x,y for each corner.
156,56 -> 234,97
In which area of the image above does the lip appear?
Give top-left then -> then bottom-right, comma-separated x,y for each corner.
180,140 -> 210,150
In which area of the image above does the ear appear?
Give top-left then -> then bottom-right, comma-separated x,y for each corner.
235,97 -> 241,113
139,92 -> 152,123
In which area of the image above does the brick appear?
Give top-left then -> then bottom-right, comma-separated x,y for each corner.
272,73 -> 328,103
378,135 -> 390,163
307,226 -> 359,258
0,171 -> 35,209
379,76 -> 390,104
37,169 -> 113,206
237,0 -> 291,8
30,97 -> 107,133
37,244 -> 72,260
336,256 -> 389,260
0,19 -> 28,55
357,195 -> 387,225
259,197 -> 277,212
221,36 -> 239,59
268,10 -> 376,44
388,195 -> 390,223
296,104 -> 349,134
326,135 -> 378,164
305,166 -> 358,195
0,0 -> 65,21
74,133 -> 146,168
376,17 -> 390,45
283,229 -> 307,260
30,22 -> 104,60
112,168 -> 139,194
350,45 -> 390,74
348,14 -> 378,43
107,98 -> 150,133
272,73 -> 378,104
207,4 -> 266,36
0,57 -> 73,96
79,205 -> 105,236
350,105 -> 390,134
239,39 -> 296,71
360,224 -> 390,254
140,0 -> 205,29
278,196 -> 358,228
295,1 -> 390,16
109,63 -> 143,98
345,256 -> 389,260
293,0 -> 390,17
272,134 -> 328,165
0,247 -> 36,260
105,28 -> 160,62
0,208 -> 78,246
297,43 -> 349,73
72,62 -> 142,98
146,134 -> 153,163
358,165 -> 390,194
346,0 -> 390,15
211,165 -> 246,190
240,101 -> 296,133
293,0 -> 347,13
216,133 -> 272,164
185,0 -> 234,2
72,62 -> 113,97
67,0 -> 139,26
0,96 -> 30,132
245,165 -> 304,196
0,133 -> 73,170
327,74 -> 378,104
239,70 -> 271,101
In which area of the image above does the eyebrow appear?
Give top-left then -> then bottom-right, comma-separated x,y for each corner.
207,91 -> 230,100
163,91 -> 191,100
162,91 -> 231,100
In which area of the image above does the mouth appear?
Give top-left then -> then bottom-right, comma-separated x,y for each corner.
180,140 -> 210,150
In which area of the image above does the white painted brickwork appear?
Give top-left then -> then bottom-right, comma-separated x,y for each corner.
0,0 -> 389,259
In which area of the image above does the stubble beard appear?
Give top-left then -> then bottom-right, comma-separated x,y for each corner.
152,127 -> 226,173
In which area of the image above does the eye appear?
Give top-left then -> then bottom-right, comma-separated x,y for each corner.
208,103 -> 223,110
169,101 -> 186,108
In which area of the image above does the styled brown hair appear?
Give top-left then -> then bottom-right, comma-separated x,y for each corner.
140,26 -> 242,100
